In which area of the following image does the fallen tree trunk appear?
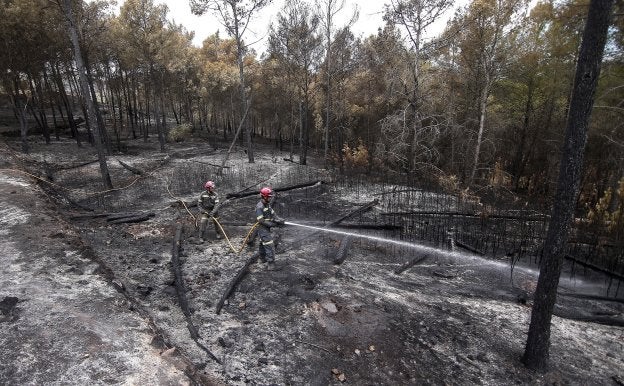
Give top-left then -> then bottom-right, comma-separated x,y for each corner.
225,176 -> 275,199
106,212 -> 148,221
72,211 -> 152,221
394,255 -> 429,274
297,221 -> 400,230
216,252 -> 259,315
226,180 -> 325,199
381,211 -> 548,222
331,199 -> 378,224
55,159 -> 99,171
333,236 -> 353,265
557,291 -> 624,304
70,213 -> 110,220
39,184 -> 94,212
171,225 -> 221,364
553,307 -> 624,327
118,160 -> 145,176
107,213 -> 155,224
336,223 -> 400,230
455,240 -> 483,255
565,254 -> 624,281
279,199 -> 378,254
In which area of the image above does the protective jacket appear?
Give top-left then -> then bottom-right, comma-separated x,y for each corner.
255,200 -> 282,228
198,191 -> 219,215
255,199 -> 283,264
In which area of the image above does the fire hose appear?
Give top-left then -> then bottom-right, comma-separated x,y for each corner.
211,216 -> 259,254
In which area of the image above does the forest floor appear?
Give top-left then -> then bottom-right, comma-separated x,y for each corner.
0,135 -> 623,386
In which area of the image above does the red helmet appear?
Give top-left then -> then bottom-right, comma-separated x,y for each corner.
260,187 -> 273,199
204,180 -> 215,190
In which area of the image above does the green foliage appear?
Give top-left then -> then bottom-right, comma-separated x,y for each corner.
438,174 -> 460,193
168,123 -> 192,142
586,177 -> 624,239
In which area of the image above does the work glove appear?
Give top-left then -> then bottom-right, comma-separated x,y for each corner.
274,217 -> 285,227
263,220 -> 276,228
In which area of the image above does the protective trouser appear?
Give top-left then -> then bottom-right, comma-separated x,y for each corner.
199,212 -> 220,239
257,226 -> 275,263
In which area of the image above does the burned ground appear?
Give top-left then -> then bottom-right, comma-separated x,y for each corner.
1,138 -> 623,385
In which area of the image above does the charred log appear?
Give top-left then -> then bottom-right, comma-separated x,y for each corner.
565,254 -> 624,281
226,180 -> 325,199
39,183 -> 94,212
107,213 -> 155,224
331,199 -> 378,225
394,255 -> 429,274
455,241 -> 483,255
552,307 -> 624,327
278,199 -> 378,254
54,159 -> 99,171
106,212 -> 149,221
381,211 -> 548,222
335,223 -> 400,230
299,222 -> 399,230
170,225 -> 221,364
216,252 -> 260,315
70,213 -> 110,220
118,160 -> 145,175
333,236 -> 353,265
557,291 -> 624,304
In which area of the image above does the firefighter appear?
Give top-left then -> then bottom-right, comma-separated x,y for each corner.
198,180 -> 221,243
255,187 -> 285,270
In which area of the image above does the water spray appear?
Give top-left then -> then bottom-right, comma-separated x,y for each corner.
283,220 -> 537,275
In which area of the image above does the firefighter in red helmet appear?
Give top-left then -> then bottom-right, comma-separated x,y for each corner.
198,180 -> 221,243
255,187 -> 285,270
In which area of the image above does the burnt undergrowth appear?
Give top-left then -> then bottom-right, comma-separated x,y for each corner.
16,138 -> 623,384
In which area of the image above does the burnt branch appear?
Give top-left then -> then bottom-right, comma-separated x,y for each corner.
333,236 -> 353,265
170,224 -> 221,364
565,255 -> 624,281
226,180 -> 325,199
279,199 -> 379,254
216,252 -> 260,315
118,160 -> 145,176
381,211 -> 549,222
107,213 -> 155,224
557,291 -> 624,304
394,255 -> 429,274
455,241 -> 484,255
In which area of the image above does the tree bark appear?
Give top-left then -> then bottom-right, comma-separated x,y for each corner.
522,0 -> 614,371
60,0 -> 112,189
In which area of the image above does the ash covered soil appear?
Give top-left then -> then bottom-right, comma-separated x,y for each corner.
1,138 -> 623,386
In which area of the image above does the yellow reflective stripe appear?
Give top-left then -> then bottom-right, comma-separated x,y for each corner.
256,215 -> 264,220
262,240 -> 274,245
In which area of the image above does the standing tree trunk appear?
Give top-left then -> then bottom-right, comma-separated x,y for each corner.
299,100 -> 307,165
59,0 -> 113,189
237,41 -> 254,163
469,73 -> 491,186
522,0 -> 614,371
